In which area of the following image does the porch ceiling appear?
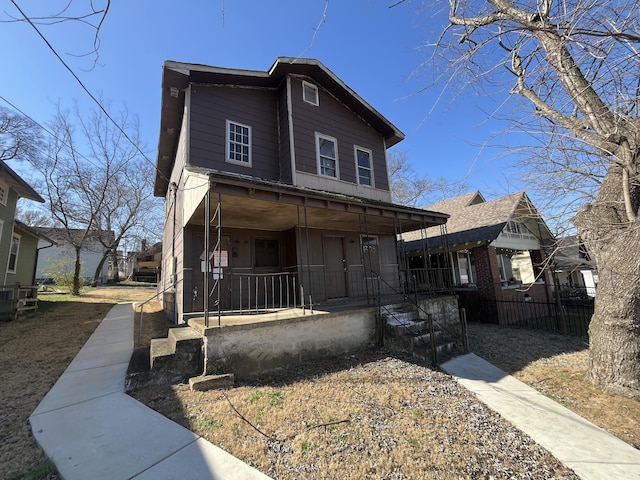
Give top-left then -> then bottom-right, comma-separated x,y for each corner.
187,179 -> 448,235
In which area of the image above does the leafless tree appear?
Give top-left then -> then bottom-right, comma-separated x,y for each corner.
0,106 -> 43,164
3,0 -> 110,69
388,149 -> 468,207
31,101 -> 159,294
418,0 -> 640,397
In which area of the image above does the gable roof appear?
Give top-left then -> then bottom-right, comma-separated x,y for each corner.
155,58 -> 405,196
31,227 -> 115,246
0,161 -> 44,203
553,235 -> 596,271
14,221 -> 56,245
402,191 -> 554,251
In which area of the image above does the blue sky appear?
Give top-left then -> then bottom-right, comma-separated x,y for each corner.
0,0 -> 519,202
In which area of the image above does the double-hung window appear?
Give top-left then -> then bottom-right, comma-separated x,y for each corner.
355,146 -> 373,186
0,182 -> 7,206
8,234 -> 20,273
226,120 -> 251,166
316,133 -> 338,178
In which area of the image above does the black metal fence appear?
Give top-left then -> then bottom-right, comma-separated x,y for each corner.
483,297 -> 593,336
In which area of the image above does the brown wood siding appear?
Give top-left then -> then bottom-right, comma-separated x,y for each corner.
189,86 -> 280,181
277,85 -> 292,184
289,77 -> 390,191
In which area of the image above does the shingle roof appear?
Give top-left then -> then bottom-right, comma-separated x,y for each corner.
553,235 -> 596,271
401,191 -> 553,252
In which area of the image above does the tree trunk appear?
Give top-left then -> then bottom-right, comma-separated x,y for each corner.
72,246 -> 82,296
574,166 -> 640,398
93,252 -> 109,287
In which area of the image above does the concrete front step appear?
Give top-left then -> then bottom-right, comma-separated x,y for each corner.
148,326 -> 204,385
189,374 -> 235,392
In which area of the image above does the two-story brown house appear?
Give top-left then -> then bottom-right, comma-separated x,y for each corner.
154,58 -> 448,324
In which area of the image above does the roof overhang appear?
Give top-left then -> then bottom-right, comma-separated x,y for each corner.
186,169 -> 447,235
0,161 -> 44,203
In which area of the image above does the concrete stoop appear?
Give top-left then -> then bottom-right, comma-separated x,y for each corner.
382,303 -> 459,364
148,326 -> 205,385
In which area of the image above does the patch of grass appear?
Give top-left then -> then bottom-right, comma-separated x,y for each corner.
0,287 -> 162,480
197,413 -> 222,431
248,390 -> 264,403
267,391 -> 283,408
409,408 -> 423,420
300,441 -> 312,452
6,459 -> 57,480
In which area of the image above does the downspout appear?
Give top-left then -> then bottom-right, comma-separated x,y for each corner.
33,240 -> 56,286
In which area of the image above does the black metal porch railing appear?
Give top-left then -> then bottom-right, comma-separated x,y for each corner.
208,267 -> 456,310
404,267 -> 454,295
228,272 -> 301,314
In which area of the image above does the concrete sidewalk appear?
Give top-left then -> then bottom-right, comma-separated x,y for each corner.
441,353 -> 640,480
29,302 -> 271,480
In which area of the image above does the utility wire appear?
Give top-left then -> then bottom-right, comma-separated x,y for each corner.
9,0 -> 170,186
0,93 -> 105,172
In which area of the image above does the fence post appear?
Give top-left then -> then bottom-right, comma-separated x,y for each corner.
428,313 -> 437,367
460,308 -> 469,353
376,276 -> 383,347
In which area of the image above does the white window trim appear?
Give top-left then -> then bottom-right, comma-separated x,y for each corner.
225,120 -> 252,167
8,233 -> 20,274
354,145 -> 374,187
315,133 -> 339,178
0,220 -> 4,243
0,181 -> 8,206
302,80 -> 319,106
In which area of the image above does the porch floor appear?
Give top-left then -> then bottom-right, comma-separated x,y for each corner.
186,294 -> 413,334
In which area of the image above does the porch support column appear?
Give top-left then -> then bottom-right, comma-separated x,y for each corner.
303,204 -> 312,306
204,189 -> 210,328
394,217 -> 407,296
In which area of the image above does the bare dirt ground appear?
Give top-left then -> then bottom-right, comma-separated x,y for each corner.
4,289 -> 640,479
0,286 -> 164,480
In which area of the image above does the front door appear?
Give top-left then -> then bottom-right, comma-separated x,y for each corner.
323,236 -> 347,299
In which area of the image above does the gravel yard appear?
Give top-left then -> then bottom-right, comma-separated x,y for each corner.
132,348 -> 579,479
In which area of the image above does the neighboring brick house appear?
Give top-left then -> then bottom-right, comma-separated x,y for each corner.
154,58 -> 449,324
401,191 -> 555,324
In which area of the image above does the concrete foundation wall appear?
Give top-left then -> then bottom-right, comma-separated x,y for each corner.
417,296 -> 459,326
201,307 -> 378,379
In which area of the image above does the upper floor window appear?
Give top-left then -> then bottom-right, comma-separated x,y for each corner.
8,234 -> 20,273
355,146 -> 373,186
302,80 -> 319,106
506,221 -> 526,234
316,133 -> 338,178
0,182 -> 7,206
226,120 -> 252,166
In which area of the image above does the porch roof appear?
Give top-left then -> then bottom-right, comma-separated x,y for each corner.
186,168 -> 448,235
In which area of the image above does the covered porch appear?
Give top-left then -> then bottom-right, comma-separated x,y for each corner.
180,168 -> 449,326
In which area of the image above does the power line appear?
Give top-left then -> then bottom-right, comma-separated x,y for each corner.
0,94 -> 104,172
9,0 -> 170,186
